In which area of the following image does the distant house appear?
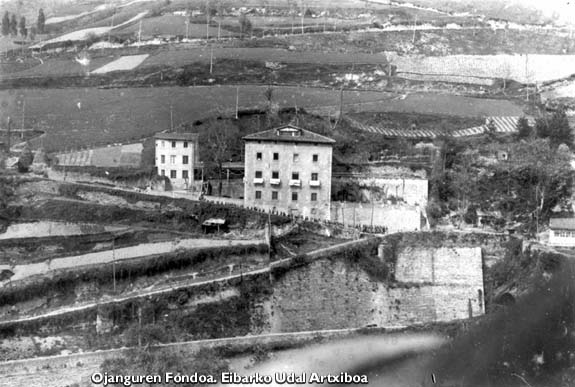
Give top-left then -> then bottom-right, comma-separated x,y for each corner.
476,209 -> 503,228
243,125 -> 335,220
549,218 -> 575,247
154,132 -> 199,190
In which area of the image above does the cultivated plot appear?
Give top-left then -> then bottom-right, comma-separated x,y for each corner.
392,54 -> 575,84
91,54 -> 149,74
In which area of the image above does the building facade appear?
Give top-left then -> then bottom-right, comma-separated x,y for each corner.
243,125 -> 335,220
154,132 -> 199,190
548,218 -> 575,247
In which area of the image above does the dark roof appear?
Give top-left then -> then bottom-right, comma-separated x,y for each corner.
154,132 -> 199,141
243,125 -> 335,145
550,218 -> 575,230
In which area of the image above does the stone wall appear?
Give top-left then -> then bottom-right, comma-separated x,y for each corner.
270,237 -> 485,332
330,202 -> 423,232
332,177 -> 428,206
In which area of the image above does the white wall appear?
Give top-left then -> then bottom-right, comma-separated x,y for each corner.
155,139 -> 195,189
549,229 -> 575,247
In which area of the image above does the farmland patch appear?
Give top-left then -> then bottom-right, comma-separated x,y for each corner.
55,142 -> 144,168
392,54 -> 575,84
116,15 -> 239,38
91,54 -> 149,74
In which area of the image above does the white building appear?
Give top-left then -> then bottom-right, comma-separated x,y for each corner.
548,218 -> 575,247
243,125 -> 335,220
154,132 -> 199,190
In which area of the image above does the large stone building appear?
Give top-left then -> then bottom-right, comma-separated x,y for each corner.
154,132 -> 199,190
243,125 -> 335,220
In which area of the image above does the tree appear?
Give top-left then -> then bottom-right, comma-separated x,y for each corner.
214,0 -> 228,39
2,11 -> 10,36
17,145 -> 33,173
515,116 -> 532,140
9,14 -> 17,36
535,108 -> 573,148
198,118 -> 240,196
18,16 -> 26,38
505,138 -> 573,235
299,0 -> 307,34
264,83 -> 280,127
287,0 -> 297,33
238,14 -> 252,39
37,8 -> 45,34
449,149 -> 479,227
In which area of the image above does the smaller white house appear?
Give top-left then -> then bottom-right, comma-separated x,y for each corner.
154,132 -> 199,190
548,218 -> 575,247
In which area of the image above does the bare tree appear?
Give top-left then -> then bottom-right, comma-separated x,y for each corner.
19,16 -> 27,38
238,13 -> 252,39
199,118 -> 240,196
287,0 -> 297,34
299,0 -> 306,34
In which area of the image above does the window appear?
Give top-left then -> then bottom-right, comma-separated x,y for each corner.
292,192 -> 298,201
292,172 -> 299,180
184,141 -> 188,148
311,193 -> 317,201
312,154 -> 318,162
161,141 -> 165,147
172,141 -> 176,148
170,170 -> 177,179
255,191 -> 262,200
293,153 -> 299,162
273,152 -> 279,161
170,155 -> 176,164
272,171 -> 279,179
256,152 -> 262,160
161,169 -> 165,176
255,171 -> 263,178
161,155 -> 165,164
183,156 -> 189,164
272,191 -> 278,200
311,173 -> 318,181
182,170 -> 189,179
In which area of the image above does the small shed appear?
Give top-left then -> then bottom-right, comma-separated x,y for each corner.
202,218 -> 227,233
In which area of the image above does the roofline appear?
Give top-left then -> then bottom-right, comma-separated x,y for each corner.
243,137 -> 335,145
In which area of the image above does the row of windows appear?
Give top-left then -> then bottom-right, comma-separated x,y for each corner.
256,152 -> 319,162
255,191 -> 317,201
159,140 -> 190,148
159,155 -> 189,164
255,171 -> 318,180
554,230 -> 575,238
160,170 -> 189,179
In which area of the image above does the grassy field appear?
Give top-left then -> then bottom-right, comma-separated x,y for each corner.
3,55 -> 115,78
115,15 -> 240,38
143,46 -> 389,67
393,53 -> 575,84
0,85 -> 524,153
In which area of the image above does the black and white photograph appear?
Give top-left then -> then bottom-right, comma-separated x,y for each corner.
0,0 -> 574,386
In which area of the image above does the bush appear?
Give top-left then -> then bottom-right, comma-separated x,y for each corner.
101,347 -> 229,386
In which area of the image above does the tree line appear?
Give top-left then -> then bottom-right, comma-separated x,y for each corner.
1,8 -> 45,40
